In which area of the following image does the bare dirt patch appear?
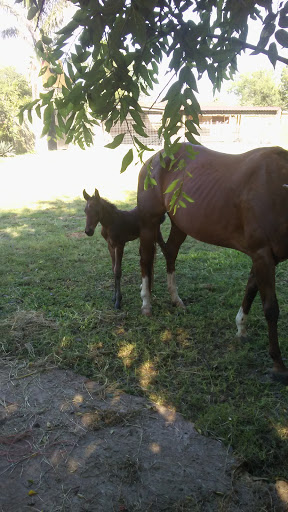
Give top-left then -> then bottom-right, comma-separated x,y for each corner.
0,358 -> 286,512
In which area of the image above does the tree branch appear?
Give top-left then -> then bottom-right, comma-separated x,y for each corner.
208,34 -> 288,66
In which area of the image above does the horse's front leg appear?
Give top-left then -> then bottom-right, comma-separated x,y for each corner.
140,226 -> 157,316
252,250 -> 288,383
236,266 -> 258,337
114,244 -> 124,309
163,221 -> 187,308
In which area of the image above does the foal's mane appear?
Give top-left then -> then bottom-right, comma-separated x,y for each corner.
99,196 -> 120,223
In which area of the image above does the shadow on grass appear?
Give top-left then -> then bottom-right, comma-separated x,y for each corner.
1,196 -> 288,482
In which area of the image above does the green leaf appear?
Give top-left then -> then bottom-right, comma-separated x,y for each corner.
144,169 -> 157,190
185,131 -> 199,144
120,148 -> 133,173
35,104 -> 41,119
164,179 -> 180,194
57,20 -> 78,35
42,35 -> 53,45
185,119 -> 200,135
268,42 -> 278,67
67,62 -> 75,82
40,90 -> 54,104
18,109 -> 24,125
65,112 -> 76,133
163,81 -> 182,102
57,113 -> 66,132
182,191 -> 194,203
43,75 -> 57,88
27,6 -> 38,20
105,133 -> 126,149
275,29 -> 288,47
130,109 -> 143,127
132,123 -> 148,138
76,50 -> 91,63
133,136 -> 154,151
44,104 -> 53,123
179,65 -> 198,92
38,65 -> 48,77
41,122 -> 51,138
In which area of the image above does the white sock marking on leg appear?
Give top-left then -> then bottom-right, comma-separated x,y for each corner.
236,306 -> 247,337
167,272 -> 184,307
141,276 -> 151,314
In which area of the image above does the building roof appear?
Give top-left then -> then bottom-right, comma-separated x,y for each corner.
139,99 -> 281,116
199,104 -> 281,115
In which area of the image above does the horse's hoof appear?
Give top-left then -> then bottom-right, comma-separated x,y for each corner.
235,334 -> 249,343
141,306 -> 152,316
269,369 -> 288,385
115,303 -> 121,310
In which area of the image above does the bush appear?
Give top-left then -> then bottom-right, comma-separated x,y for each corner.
0,140 -> 14,157
0,66 -> 35,154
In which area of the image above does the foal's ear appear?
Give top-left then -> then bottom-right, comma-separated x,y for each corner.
83,189 -> 90,201
94,188 -> 100,200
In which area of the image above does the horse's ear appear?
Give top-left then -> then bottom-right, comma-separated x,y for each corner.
83,189 -> 90,201
94,188 -> 100,200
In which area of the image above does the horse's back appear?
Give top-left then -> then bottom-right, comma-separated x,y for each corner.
137,144 -> 288,258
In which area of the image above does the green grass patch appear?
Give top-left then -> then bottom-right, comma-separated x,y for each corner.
1,196 -> 288,480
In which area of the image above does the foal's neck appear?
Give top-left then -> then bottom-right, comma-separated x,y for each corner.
99,198 -> 118,227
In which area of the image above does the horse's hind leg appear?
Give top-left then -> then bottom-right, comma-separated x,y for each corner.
164,221 -> 187,307
252,250 -> 288,381
140,225 -> 157,315
236,266 -> 258,337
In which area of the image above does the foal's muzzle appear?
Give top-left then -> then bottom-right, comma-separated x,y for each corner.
85,228 -> 94,236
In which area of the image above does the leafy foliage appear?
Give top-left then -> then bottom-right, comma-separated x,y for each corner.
229,69 -> 281,106
0,140 -> 14,157
19,0 -> 288,163
0,66 -> 34,154
279,66 -> 288,108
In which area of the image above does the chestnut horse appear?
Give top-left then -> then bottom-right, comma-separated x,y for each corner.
83,189 -> 172,309
137,143 -> 288,382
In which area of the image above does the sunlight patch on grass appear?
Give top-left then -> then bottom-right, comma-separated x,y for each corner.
0,147 -> 139,211
118,343 -> 136,368
139,361 -> 158,389
2,225 -> 35,238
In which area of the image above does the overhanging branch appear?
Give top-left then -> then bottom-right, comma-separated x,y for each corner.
208,34 -> 288,66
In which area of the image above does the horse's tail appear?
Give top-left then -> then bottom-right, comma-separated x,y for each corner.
157,214 -> 167,256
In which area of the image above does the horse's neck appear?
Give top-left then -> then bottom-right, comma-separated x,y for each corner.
99,198 -> 118,228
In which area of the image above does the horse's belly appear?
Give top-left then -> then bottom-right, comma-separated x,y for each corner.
170,200 -> 244,251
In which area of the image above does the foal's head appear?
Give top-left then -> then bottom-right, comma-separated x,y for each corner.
83,188 -> 101,236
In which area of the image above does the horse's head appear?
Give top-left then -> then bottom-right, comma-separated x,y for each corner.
83,188 -> 101,236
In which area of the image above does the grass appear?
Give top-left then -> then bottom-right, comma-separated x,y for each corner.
1,193 -> 288,481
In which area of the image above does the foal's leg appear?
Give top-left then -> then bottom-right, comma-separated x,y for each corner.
236,266 -> 258,337
140,226 -> 157,315
107,242 -> 117,303
114,244 -> 124,309
252,250 -> 288,381
164,222 -> 187,307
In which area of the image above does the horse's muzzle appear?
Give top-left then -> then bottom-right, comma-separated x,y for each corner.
85,228 -> 94,236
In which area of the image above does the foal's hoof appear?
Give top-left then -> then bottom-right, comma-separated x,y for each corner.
174,298 -> 186,309
269,369 -> 288,385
